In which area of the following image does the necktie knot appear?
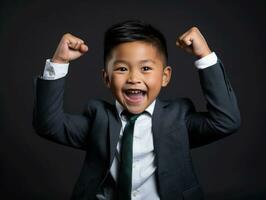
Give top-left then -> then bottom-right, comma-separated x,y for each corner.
122,110 -> 142,123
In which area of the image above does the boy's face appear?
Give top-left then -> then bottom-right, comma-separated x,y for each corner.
103,41 -> 172,114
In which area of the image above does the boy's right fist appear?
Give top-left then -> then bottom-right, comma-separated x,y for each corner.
52,33 -> 89,64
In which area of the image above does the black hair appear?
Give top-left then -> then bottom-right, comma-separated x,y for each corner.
103,19 -> 168,67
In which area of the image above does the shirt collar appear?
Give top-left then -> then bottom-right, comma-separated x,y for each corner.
115,100 -> 156,118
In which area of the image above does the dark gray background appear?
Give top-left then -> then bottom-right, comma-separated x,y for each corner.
0,0 -> 265,199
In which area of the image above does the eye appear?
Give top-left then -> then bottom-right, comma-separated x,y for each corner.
115,66 -> 128,71
142,66 -> 152,71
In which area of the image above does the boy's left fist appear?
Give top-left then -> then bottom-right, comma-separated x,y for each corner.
176,27 -> 211,58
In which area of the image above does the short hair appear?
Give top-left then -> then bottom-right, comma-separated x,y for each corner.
103,19 -> 168,67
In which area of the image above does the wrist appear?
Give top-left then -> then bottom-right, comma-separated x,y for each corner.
194,52 -> 217,69
198,49 -> 212,58
51,56 -> 69,64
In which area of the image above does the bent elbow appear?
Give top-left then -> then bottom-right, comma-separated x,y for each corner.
32,116 -> 57,139
230,110 -> 241,133
32,121 -> 49,138
218,112 -> 241,135
227,118 -> 241,134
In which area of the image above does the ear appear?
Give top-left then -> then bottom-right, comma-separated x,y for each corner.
102,69 -> 111,88
162,66 -> 172,87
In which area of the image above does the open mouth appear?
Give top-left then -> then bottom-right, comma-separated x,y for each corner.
124,89 -> 146,104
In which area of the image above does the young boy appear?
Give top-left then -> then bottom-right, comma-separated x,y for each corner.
33,20 -> 240,200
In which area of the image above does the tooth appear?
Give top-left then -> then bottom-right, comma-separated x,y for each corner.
126,89 -> 143,94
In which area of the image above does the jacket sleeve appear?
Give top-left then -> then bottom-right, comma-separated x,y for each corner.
185,60 -> 241,148
32,76 -> 91,150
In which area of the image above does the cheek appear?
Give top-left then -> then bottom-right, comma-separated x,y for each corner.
146,73 -> 163,89
110,75 -> 124,90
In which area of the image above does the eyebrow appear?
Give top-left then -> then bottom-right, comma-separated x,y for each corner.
113,59 -> 156,65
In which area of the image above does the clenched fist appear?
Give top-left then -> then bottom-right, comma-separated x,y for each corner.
52,33 -> 89,64
176,27 -> 211,58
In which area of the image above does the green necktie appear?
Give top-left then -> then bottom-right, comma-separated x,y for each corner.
117,111 -> 141,200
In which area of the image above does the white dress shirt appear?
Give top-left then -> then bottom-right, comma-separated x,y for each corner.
113,100 -> 159,200
41,52 -> 218,199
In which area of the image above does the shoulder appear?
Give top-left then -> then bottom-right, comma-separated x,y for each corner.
157,98 -> 195,119
85,99 -> 111,108
160,98 -> 194,110
83,99 -> 114,117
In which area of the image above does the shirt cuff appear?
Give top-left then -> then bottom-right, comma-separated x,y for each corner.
42,59 -> 69,80
194,52 -> 218,69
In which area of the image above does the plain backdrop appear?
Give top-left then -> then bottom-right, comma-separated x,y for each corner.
0,0 -> 265,199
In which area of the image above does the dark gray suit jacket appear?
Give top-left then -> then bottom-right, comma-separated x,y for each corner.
33,61 -> 240,200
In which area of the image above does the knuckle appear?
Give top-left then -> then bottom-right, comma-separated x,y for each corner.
63,33 -> 71,38
191,27 -> 198,32
183,36 -> 189,41
62,33 -> 72,42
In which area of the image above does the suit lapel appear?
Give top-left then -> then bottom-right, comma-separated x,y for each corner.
152,99 -> 168,173
152,99 -> 187,197
107,105 -> 122,167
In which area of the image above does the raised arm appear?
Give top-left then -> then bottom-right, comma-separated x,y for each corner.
33,34 -> 91,149
176,27 -> 241,148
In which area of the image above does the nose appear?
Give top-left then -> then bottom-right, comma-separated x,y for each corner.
127,71 -> 141,84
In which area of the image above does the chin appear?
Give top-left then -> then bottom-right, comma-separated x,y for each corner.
124,104 -> 146,114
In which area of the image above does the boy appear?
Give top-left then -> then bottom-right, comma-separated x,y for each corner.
33,20 -> 240,200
